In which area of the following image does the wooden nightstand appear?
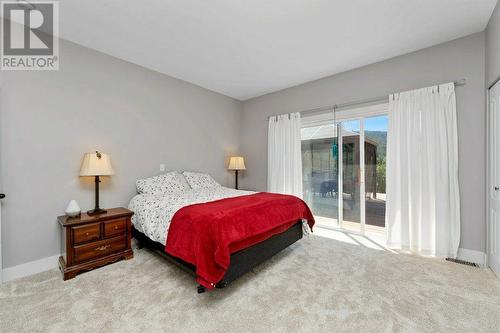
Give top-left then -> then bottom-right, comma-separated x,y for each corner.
58,207 -> 134,280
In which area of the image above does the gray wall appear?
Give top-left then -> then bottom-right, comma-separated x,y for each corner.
240,33 -> 486,253
0,29 -> 491,269
0,39 -> 242,268
487,1 -> 500,87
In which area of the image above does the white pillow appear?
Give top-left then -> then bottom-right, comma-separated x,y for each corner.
182,171 -> 221,190
136,171 -> 190,195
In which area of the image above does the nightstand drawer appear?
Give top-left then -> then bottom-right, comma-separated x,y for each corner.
72,223 -> 101,244
73,235 -> 126,263
104,218 -> 127,238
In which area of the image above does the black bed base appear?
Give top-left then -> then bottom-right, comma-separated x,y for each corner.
131,221 -> 303,293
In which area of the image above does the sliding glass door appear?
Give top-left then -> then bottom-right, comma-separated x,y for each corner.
301,117 -> 339,228
340,120 -> 362,232
364,116 -> 387,233
301,106 -> 387,236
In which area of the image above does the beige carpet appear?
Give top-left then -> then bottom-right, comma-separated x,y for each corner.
1,233 -> 500,333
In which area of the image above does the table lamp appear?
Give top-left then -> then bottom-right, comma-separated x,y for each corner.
228,156 -> 246,190
80,151 -> 114,215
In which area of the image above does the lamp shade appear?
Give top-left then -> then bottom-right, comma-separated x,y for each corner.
228,156 -> 246,170
80,151 -> 114,176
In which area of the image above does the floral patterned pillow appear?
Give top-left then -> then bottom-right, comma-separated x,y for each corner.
182,171 -> 221,190
136,171 -> 191,195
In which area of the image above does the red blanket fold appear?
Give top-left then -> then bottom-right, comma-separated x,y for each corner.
165,192 -> 315,289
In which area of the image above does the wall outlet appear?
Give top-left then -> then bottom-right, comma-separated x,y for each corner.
159,164 -> 165,172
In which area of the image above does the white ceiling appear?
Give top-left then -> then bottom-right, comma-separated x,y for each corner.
57,0 -> 497,100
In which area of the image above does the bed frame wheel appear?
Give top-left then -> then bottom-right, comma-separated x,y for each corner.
216,281 -> 227,289
197,285 -> 206,294
133,236 -> 144,250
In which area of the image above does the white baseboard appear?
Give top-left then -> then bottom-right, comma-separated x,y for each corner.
457,248 -> 487,267
2,254 -> 61,283
0,247 -> 487,283
489,257 -> 500,279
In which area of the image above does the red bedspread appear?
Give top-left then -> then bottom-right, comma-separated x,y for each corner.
165,192 -> 315,289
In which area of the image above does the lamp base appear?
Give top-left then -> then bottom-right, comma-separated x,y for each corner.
87,208 -> 107,216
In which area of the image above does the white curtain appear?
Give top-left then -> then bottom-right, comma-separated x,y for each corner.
386,82 -> 461,258
268,112 -> 303,198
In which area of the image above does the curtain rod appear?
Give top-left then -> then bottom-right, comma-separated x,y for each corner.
265,78 -> 466,120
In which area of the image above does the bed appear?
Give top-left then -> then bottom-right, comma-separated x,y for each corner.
128,171 -> 314,293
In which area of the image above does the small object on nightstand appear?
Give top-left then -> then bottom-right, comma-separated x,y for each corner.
58,207 -> 134,280
228,156 -> 246,190
65,200 -> 81,217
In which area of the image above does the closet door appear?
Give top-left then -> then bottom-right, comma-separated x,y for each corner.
0,93 -> 2,283
489,81 -> 500,277
0,94 -> 3,283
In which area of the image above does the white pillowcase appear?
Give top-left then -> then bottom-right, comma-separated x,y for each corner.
182,171 -> 221,190
136,171 -> 190,195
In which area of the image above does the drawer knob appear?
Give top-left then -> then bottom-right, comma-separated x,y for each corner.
85,232 -> 90,236
95,244 -> 111,251
114,226 -> 118,230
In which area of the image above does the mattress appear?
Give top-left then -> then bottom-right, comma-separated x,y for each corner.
128,187 -> 255,245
